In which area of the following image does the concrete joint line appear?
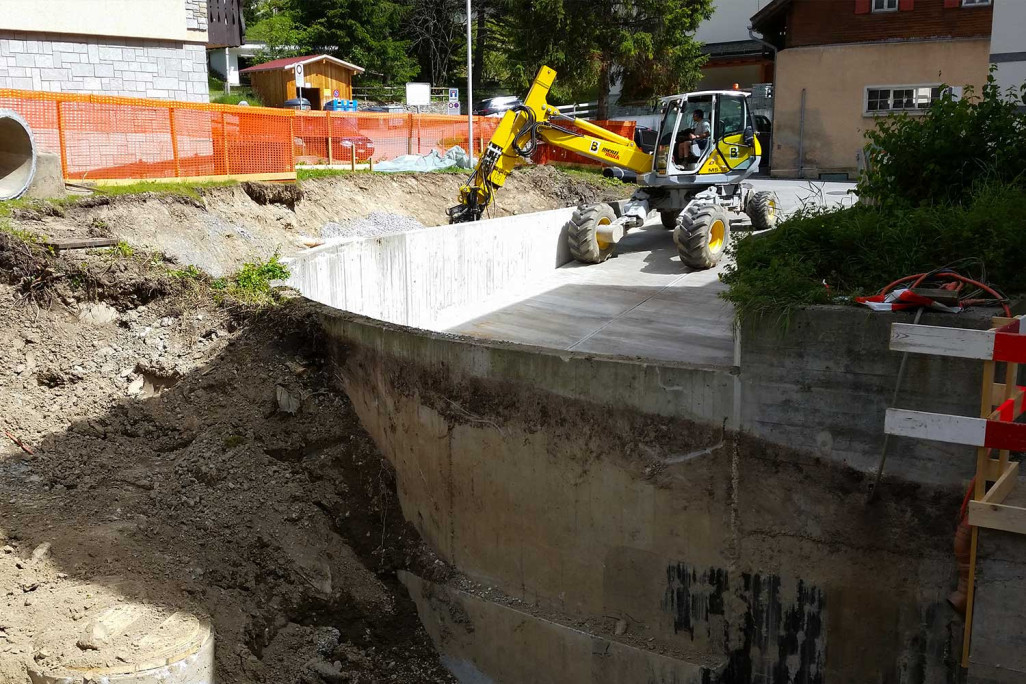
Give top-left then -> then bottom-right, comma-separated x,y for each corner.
661,419 -> 727,464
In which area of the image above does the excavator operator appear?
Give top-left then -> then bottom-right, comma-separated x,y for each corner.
676,108 -> 710,165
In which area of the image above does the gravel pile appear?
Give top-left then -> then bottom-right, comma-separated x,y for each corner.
321,212 -> 426,240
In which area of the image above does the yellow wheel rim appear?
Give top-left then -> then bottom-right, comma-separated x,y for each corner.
596,217 -> 611,250
767,200 -> 776,218
709,219 -> 725,252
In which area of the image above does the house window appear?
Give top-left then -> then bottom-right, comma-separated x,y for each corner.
872,0 -> 898,12
961,0 -> 990,6
865,85 -> 943,114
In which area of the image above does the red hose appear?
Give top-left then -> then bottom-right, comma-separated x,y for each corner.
878,272 -> 1011,317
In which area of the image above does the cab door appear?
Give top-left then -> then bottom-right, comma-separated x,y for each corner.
712,95 -> 759,172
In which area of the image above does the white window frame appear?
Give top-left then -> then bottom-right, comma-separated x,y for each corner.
872,0 -> 899,12
961,0 -> 991,7
863,84 -> 944,116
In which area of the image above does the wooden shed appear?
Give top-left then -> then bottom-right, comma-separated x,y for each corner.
240,55 -> 365,109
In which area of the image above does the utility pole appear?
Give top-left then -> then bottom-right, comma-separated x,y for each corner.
466,0 -> 474,164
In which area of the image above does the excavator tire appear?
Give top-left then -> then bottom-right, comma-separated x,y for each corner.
567,203 -> 618,264
746,191 -> 780,231
674,204 -> 731,270
659,209 -> 681,230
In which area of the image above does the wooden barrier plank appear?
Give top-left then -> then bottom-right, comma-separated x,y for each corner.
969,499 -> 1026,535
982,461 -> 1020,505
890,323 -> 995,360
884,409 -> 986,446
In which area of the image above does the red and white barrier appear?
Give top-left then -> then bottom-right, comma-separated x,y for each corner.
885,408 -> 1026,452
890,316 -> 1026,363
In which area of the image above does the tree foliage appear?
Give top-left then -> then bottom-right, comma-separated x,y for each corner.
860,70 -> 1026,207
493,0 -> 713,116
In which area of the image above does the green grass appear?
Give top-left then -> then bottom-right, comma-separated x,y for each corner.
0,220 -> 41,244
562,166 -> 629,191
89,180 -> 238,200
721,182 -> 1026,322
168,264 -> 203,281
212,253 -> 291,307
295,165 -> 467,182
105,240 -> 134,258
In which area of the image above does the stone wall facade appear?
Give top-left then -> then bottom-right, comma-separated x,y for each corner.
0,32 -> 209,102
186,0 -> 209,33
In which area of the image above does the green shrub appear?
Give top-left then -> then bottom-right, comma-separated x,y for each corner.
722,183 -> 1026,321
106,240 -> 134,258
169,265 -> 203,280
860,70 -> 1026,207
216,254 -> 291,306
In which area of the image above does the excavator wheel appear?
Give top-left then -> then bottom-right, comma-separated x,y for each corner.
674,204 -> 731,270
659,209 -> 681,230
567,203 -> 617,264
746,191 -> 780,231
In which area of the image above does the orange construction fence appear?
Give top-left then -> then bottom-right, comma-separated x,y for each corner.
0,89 -> 634,182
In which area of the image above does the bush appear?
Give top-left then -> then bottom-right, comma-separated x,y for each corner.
722,183 -> 1026,321
860,70 -> 1026,207
213,254 -> 291,306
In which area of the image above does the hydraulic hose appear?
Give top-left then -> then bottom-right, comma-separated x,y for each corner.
510,105 -> 539,158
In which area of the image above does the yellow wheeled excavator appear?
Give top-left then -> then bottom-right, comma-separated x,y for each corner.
448,66 -> 779,269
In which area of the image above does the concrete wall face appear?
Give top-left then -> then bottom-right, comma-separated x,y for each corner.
0,0 -> 207,44
325,312 -> 963,683
0,33 -> 210,102
771,39 -> 990,178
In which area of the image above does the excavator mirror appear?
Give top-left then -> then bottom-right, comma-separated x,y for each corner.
743,126 -> 755,148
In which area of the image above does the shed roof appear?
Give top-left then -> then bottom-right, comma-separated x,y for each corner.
240,54 -> 365,75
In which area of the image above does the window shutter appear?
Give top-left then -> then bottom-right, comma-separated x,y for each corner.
855,0 -> 871,13
899,0 -> 914,9
943,0 -> 959,7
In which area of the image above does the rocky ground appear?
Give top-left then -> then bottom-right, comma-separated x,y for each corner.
0,167 -> 628,683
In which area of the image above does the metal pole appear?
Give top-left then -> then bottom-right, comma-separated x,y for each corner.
798,88 -> 806,179
466,0 -> 474,165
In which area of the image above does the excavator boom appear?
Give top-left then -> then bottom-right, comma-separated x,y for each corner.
448,66 -> 653,223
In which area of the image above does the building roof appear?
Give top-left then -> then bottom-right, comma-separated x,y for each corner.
750,0 -> 791,31
702,40 -> 766,59
240,54 -> 364,75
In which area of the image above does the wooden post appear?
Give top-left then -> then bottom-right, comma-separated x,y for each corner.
168,108 -> 181,178
962,359 -> 997,667
407,113 -> 414,155
326,111 -> 334,166
55,99 -> 69,180
350,145 -> 356,171
369,157 -> 374,172
221,111 -> 230,176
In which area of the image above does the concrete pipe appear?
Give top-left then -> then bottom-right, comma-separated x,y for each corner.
0,109 -> 37,200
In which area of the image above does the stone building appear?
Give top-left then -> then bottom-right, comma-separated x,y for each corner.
0,0 -> 211,102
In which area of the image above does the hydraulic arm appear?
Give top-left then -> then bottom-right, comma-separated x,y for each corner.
447,66 -> 653,223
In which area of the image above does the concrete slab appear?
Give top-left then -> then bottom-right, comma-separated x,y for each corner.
445,179 -> 855,367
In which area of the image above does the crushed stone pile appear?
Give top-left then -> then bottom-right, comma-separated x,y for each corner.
321,212 -> 426,240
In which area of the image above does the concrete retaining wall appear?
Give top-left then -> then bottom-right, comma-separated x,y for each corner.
286,208 -> 575,330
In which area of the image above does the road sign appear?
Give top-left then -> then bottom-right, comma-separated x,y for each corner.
294,63 -> 304,89
333,89 -> 340,98
448,101 -> 461,115
448,88 -> 459,102
406,82 -> 431,107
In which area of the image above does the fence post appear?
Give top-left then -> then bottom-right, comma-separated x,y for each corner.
407,113 -> 414,155
54,99 -> 69,180
221,111 -> 230,176
168,107 -> 181,178
326,111 -> 334,166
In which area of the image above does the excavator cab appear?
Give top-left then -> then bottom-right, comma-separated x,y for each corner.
448,66 -> 781,270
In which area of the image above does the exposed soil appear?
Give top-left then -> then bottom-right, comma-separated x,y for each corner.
0,225 -> 457,681
11,166 -> 630,277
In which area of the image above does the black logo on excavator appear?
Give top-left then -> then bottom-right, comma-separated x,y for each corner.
590,141 -> 600,153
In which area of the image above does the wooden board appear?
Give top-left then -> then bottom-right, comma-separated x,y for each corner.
890,323 -> 995,360
982,461 -> 1020,505
41,237 -> 117,252
969,499 -> 1026,535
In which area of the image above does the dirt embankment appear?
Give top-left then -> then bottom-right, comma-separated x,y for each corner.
10,166 -> 630,277
0,226 -> 455,681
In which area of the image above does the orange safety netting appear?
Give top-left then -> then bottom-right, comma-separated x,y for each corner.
0,89 -> 632,181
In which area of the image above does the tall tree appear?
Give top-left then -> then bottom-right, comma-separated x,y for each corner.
292,0 -> 419,84
496,0 -> 713,118
406,0 -> 466,86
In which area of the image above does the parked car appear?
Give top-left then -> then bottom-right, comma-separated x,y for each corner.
362,104 -> 406,114
474,96 -> 522,117
333,134 -> 375,163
